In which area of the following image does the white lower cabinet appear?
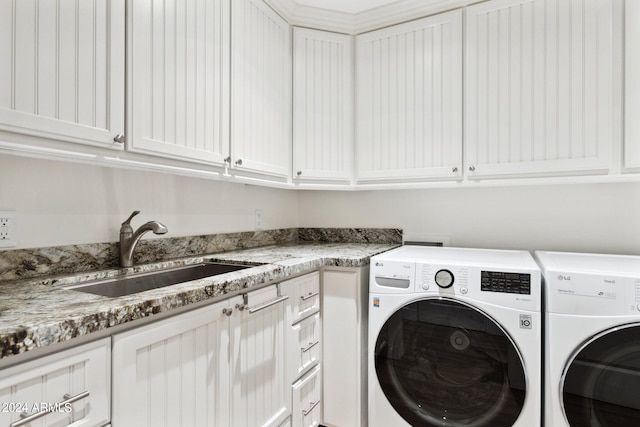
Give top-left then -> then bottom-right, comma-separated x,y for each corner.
292,365 -> 322,427
281,272 -> 322,427
112,284 -> 289,427
321,267 -> 368,427
0,338 -> 111,427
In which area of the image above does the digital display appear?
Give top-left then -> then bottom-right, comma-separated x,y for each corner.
481,271 -> 531,295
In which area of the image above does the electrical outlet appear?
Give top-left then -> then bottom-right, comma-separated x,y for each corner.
0,211 -> 16,248
255,210 -> 263,230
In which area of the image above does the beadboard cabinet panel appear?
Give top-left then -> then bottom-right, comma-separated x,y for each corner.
128,0 -> 230,164
465,0 -> 615,178
0,0 -> 124,148
112,300 -> 233,426
0,339 -> 111,427
231,0 -> 292,179
626,0 -> 640,170
356,10 -> 463,182
293,28 -> 353,183
230,285 -> 290,427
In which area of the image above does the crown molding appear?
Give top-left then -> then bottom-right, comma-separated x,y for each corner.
264,0 -> 481,34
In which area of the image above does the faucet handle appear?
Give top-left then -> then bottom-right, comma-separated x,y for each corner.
122,210 -> 141,227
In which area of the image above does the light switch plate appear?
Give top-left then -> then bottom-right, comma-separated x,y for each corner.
0,211 -> 16,248
255,210 -> 263,230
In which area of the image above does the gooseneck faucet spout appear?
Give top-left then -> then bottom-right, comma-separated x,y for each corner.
119,210 -> 168,268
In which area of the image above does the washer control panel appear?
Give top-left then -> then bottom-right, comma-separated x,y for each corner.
481,271 -> 531,295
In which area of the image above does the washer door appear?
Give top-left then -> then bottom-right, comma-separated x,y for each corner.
374,299 -> 526,427
562,324 -> 640,427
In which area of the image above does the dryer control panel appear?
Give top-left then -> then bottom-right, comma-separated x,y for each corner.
481,271 -> 531,295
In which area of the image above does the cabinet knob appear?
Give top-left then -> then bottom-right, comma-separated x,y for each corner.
224,156 -> 231,164
296,171 -> 302,176
452,166 -> 458,173
235,159 -> 243,166
468,165 -> 476,172
113,134 -> 125,144
222,308 -> 233,316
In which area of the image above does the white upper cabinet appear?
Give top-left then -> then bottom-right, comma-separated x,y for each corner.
0,0 -> 125,148
231,0 -> 292,179
356,10 -> 463,182
128,0 -> 230,165
465,0 -> 616,179
626,0 -> 640,171
293,28 -> 353,184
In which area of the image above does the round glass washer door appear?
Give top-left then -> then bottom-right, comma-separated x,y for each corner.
374,298 -> 526,427
562,324 -> 640,427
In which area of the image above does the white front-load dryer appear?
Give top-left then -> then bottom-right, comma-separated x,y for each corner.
536,251 -> 640,427
369,246 -> 542,427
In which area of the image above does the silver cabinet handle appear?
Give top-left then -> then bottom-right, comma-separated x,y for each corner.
11,391 -> 90,427
301,341 -> 319,353
235,159 -> 243,166
300,291 -> 319,301
302,400 -> 320,416
248,295 -> 289,314
223,307 -> 233,316
113,134 -> 125,144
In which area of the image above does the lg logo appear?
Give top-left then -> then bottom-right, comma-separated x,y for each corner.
557,275 -> 571,281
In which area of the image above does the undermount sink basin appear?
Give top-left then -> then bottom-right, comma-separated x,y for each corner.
65,262 -> 252,298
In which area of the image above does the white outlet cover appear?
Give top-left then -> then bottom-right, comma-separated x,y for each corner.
0,210 -> 16,248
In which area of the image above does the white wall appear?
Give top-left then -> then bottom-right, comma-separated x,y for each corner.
298,182 -> 640,255
0,155 -> 299,249
3,153 -> 640,256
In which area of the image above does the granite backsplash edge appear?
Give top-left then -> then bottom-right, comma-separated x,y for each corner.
0,228 -> 402,282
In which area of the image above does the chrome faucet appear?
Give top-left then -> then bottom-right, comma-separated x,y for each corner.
119,210 -> 168,268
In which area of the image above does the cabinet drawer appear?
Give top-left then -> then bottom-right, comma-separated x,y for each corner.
0,338 -> 110,427
292,365 -> 322,427
282,272 -> 320,324
291,312 -> 321,381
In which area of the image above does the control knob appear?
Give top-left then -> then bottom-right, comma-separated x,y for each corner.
435,269 -> 455,288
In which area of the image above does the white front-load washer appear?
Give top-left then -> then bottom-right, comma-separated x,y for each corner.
535,251 -> 640,427
369,246 -> 542,427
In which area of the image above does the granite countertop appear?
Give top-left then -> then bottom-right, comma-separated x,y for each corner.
0,242 -> 398,361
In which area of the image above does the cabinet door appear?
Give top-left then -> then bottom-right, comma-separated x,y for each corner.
292,365 -> 322,427
293,28 -> 353,183
280,271 -> 320,325
0,338 -> 110,427
626,0 -> 640,170
356,10 -> 463,182
231,285 -> 289,427
112,299 -> 236,427
231,0 -> 291,179
0,0 -> 124,148
465,0 -> 615,178
128,0 -> 230,165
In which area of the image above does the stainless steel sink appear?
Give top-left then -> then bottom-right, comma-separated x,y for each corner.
65,262 -> 252,298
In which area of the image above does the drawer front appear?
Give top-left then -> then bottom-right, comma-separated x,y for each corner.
291,312 -> 321,380
0,338 -> 111,427
283,272 -> 320,325
292,365 -> 322,427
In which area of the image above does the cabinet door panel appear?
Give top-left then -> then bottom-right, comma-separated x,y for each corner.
293,28 -> 352,183
231,285 -> 289,427
128,0 -> 229,164
0,0 -> 124,148
465,0 -> 615,178
231,0 -> 291,178
356,10 -> 463,181
112,300 -> 234,427
626,0 -> 640,170
0,339 -> 110,427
